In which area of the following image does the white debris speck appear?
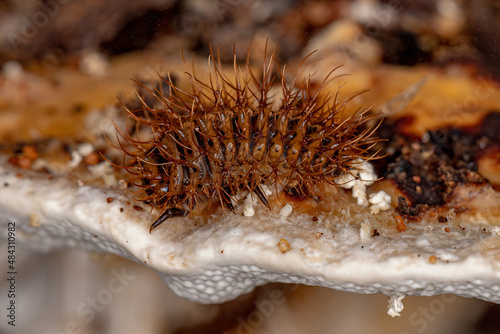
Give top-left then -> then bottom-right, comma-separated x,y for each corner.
492,226 -> 500,236
80,52 -> 109,77
357,161 -> 376,186
369,191 -> 392,214
88,161 -> 117,187
336,172 -> 357,189
68,151 -> 83,168
2,61 -> 24,81
77,143 -> 94,157
338,160 -> 378,207
387,295 -> 405,317
30,158 -> 48,170
243,193 -> 256,217
359,221 -> 372,242
352,182 -> 368,206
280,204 -> 293,217
88,161 -> 111,175
250,192 -> 258,205
102,174 -> 117,187
369,191 -> 391,207
260,184 -> 273,197
370,205 -> 380,215
118,179 -> 128,189
243,205 -> 255,217
230,196 -> 238,208
341,207 -> 351,216
348,0 -> 378,23
84,105 -> 121,140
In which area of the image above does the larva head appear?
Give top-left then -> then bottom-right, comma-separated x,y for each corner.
114,45 -> 381,232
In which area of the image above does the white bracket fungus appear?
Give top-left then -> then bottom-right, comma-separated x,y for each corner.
387,295 -> 405,317
1,161 -> 499,308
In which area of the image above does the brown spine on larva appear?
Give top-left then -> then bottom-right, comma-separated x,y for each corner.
116,45 -> 381,231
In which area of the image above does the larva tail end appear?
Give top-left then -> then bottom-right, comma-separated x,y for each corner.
149,208 -> 189,233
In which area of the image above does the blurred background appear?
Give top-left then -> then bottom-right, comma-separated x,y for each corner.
0,0 -> 499,333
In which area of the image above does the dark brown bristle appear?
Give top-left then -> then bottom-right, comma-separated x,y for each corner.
114,44 -> 382,232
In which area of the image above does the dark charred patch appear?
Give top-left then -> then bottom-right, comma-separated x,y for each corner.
376,117 -> 494,217
438,215 -> 448,223
365,28 -> 433,66
395,195 -> 425,216
475,111 -> 500,143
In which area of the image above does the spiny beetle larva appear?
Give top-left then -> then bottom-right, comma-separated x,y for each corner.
114,45 -> 381,233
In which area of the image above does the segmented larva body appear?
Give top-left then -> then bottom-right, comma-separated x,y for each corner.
117,47 -> 379,232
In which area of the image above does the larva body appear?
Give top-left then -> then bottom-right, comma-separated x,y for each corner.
117,47 -> 379,232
